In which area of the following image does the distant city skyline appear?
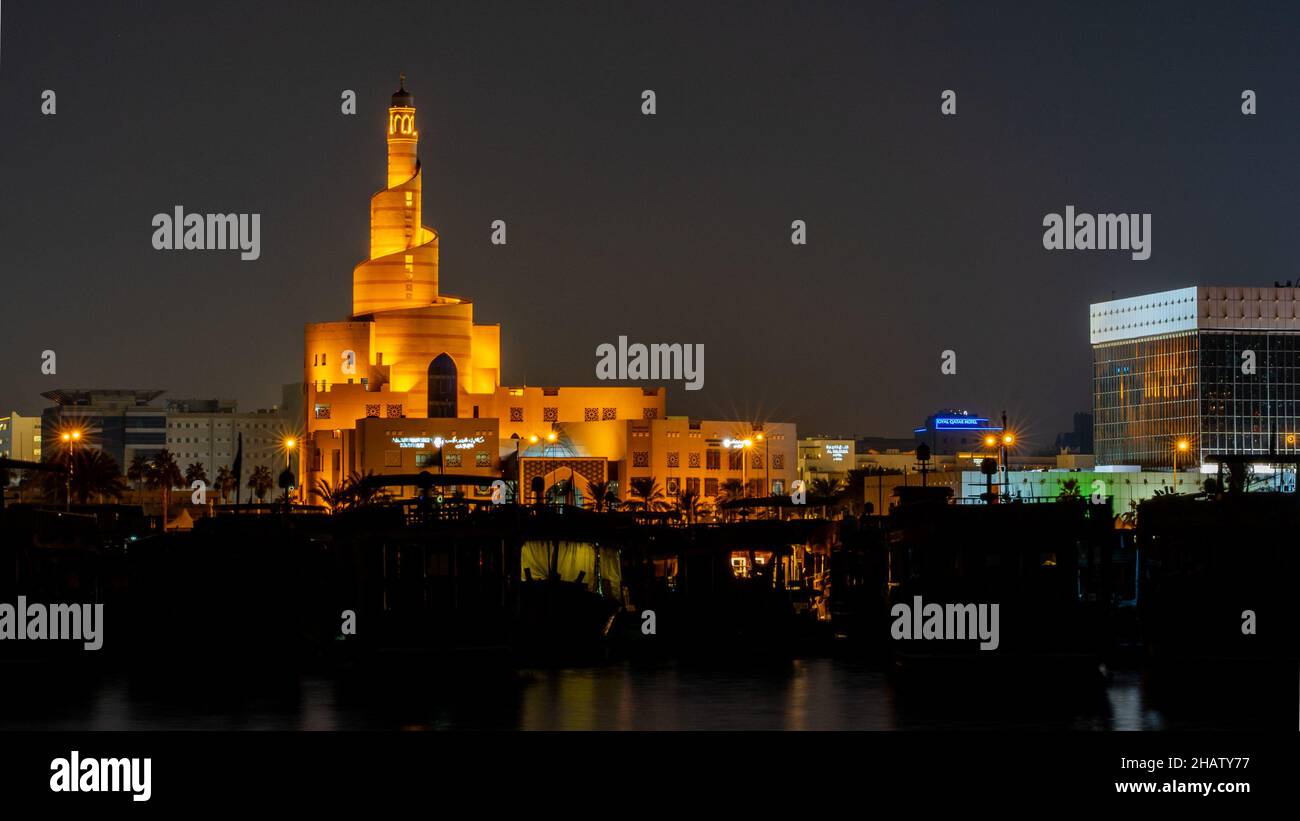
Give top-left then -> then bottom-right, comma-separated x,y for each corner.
2,1 -> 1297,451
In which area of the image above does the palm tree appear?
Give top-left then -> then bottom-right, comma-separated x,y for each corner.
1058,478 -> 1083,500
69,449 -> 129,503
585,479 -> 615,512
312,475 -> 351,512
185,462 -> 208,493
809,477 -> 842,497
345,470 -> 384,507
1118,499 -> 1139,529
842,467 -> 873,517
627,477 -> 668,512
127,453 -> 150,502
248,465 -> 274,503
17,471 -> 42,503
499,479 -> 518,505
214,465 -> 235,505
809,477 -> 842,518
717,478 -> 746,521
146,449 -> 183,517
719,478 -> 745,500
545,476 -> 574,506
677,488 -> 703,524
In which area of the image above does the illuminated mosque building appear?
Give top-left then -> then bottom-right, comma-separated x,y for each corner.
303,79 -> 794,506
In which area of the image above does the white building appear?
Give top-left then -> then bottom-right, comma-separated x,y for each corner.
165,398 -> 298,495
798,437 -> 855,487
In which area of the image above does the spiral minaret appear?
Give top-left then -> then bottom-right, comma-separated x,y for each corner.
351,75 -> 440,316
302,75 -> 671,503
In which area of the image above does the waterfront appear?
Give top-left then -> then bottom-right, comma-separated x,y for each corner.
1,658 -> 1286,732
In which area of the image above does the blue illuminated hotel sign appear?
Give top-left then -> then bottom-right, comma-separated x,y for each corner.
933,417 -> 991,429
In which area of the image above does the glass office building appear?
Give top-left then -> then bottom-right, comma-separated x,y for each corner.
1092,286 -> 1300,468
40,389 -> 167,470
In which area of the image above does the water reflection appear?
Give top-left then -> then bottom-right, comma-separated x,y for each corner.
0,658 -> 1288,731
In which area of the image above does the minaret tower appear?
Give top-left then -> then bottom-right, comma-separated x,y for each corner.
386,74 -> 418,188
352,75 -> 440,316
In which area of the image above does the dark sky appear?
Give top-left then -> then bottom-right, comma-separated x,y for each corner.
2,1 -> 1296,449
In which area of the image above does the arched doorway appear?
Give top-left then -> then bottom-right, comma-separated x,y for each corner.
427,353 -> 457,418
540,467 -> 592,507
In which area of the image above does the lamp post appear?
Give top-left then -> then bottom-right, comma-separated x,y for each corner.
983,434 -> 1000,503
724,438 -> 753,497
281,437 -> 296,512
1000,432 -> 1015,499
743,439 -> 752,498
722,437 -> 754,522
60,430 -> 81,512
983,434 -> 996,503
1286,434 -> 1296,491
511,435 -> 527,503
543,430 -> 559,506
757,431 -> 771,518
525,434 -> 540,504
1173,438 -> 1189,492
433,436 -> 446,501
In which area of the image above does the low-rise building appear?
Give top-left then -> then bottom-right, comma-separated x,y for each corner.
0,412 -> 42,463
797,437 -> 855,488
37,389 -> 296,495
913,409 -> 1004,455
165,396 -> 297,493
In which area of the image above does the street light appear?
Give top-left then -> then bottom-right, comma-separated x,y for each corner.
723,437 -> 754,499
521,435 -> 541,503
280,437 -> 297,510
1173,438 -> 1190,491
1285,435 -> 1296,491
539,431 -> 568,506
998,431 -> 1015,501
60,429 -> 82,512
432,436 -> 446,498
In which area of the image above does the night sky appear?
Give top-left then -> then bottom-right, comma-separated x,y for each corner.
2,1 -> 1296,450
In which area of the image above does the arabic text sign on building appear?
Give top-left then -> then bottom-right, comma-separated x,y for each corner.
392,435 -> 486,450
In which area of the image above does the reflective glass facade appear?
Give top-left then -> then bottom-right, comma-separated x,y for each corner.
1093,330 -> 1300,467
1199,332 -> 1300,457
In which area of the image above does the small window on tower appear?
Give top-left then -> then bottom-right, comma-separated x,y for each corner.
404,254 -> 413,273
405,191 -> 413,206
